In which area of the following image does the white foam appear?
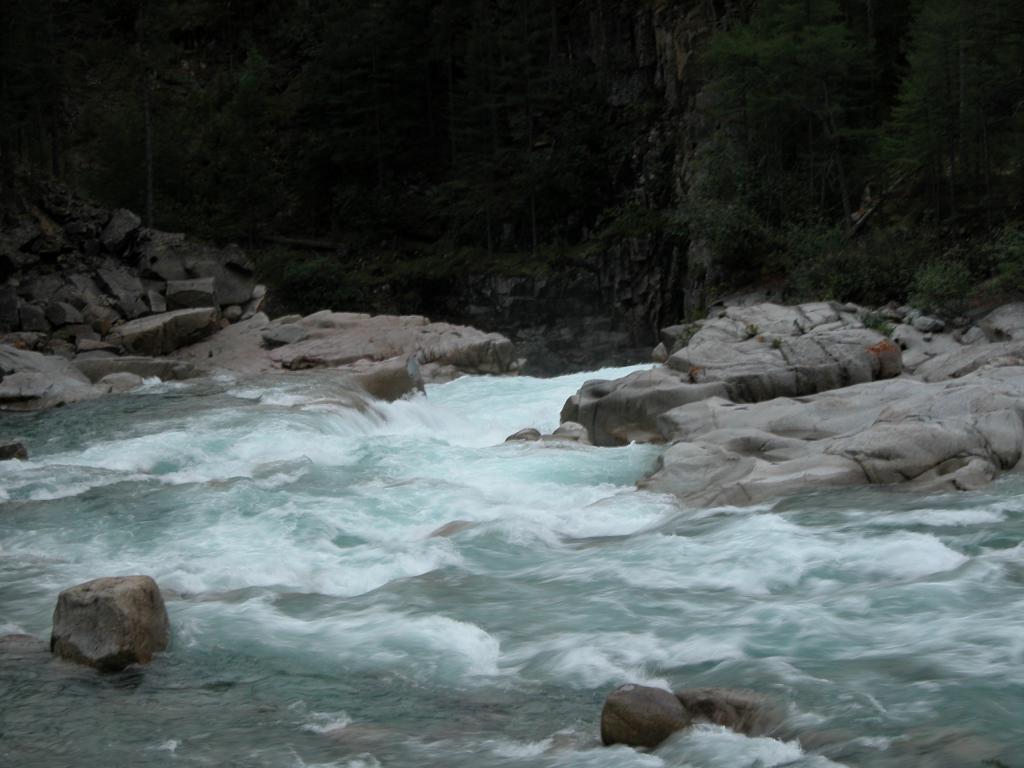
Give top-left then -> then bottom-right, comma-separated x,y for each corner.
660,725 -> 848,767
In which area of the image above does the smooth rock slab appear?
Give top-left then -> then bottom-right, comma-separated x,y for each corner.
50,576 -> 170,671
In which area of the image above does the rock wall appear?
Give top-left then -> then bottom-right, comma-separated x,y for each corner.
429,1 -> 738,374
0,182 -> 265,358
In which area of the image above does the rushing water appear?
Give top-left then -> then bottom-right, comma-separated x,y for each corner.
0,366 -> 1022,768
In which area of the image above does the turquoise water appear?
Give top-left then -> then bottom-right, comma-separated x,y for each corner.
0,367 -> 1022,767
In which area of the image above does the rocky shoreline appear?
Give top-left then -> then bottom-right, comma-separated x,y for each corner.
0,192 -> 520,415
543,298 -> 1024,506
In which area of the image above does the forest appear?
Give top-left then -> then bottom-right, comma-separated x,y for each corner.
1,0 -> 1023,318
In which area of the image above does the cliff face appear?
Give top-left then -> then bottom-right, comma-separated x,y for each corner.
436,1 -> 736,373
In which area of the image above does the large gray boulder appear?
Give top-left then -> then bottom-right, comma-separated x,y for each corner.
100,209 -> 141,254
270,313 -> 517,375
0,344 -> 99,411
564,303 -> 902,447
643,372 -> 1024,506
601,684 -> 691,748
96,267 -> 148,319
105,308 -> 219,356
50,575 -> 170,671
561,368 -> 728,446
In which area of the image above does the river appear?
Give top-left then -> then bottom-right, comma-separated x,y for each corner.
1,366 -> 1021,767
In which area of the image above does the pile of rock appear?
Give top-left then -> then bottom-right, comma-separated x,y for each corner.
0,188 -> 265,364
554,300 -> 1024,504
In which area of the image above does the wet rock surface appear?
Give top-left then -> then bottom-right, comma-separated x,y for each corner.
50,576 -> 170,672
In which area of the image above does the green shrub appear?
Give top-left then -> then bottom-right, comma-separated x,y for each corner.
910,259 -> 972,316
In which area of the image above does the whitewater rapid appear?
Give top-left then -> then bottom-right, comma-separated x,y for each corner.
1,366 -> 1021,767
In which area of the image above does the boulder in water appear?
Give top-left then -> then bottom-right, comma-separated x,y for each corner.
50,575 -> 170,671
0,441 -> 28,460
506,427 -> 541,442
600,684 -> 691,748
549,421 -> 590,443
675,687 -> 781,736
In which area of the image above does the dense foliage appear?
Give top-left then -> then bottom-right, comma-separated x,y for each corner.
1,0 -> 1023,315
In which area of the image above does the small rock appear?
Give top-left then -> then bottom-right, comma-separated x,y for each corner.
428,520 -> 477,538
601,684 -> 691,748
252,284 -> 267,300
0,442 -> 28,460
550,421 -> 590,443
912,314 -> 945,333
50,575 -> 170,671
652,342 -> 669,363
45,301 -> 84,327
223,304 -> 243,322
506,427 -> 541,442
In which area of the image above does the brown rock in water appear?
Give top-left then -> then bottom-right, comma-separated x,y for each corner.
600,684 -> 691,748
675,687 -> 782,736
428,520 -> 477,538
0,441 -> 28,460
50,575 -> 170,671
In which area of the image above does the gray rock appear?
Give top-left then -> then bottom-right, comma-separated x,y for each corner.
914,340 -> 1024,382
97,372 -> 146,393
344,355 -> 426,402
912,314 -> 945,333
50,575 -> 170,671
271,315 -> 517,375
18,303 -> 49,332
223,304 -> 243,322
642,373 -> 1024,506
261,323 -> 309,349
0,441 -> 28,460
651,342 -> 669,363
506,427 -> 541,442
100,209 -> 141,254
0,344 -> 98,410
45,301 -> 84,327
550,421 -> 590,443
561,368 -> 729,447
166,277 -> 217,309
978,302 -> 1024,341
96,268 -> 147,319
82,303 -> 122,335
105,308 -> 220,356
601,684 -> 691,748
251,284 -> 267,300
73,355 -> 207,383
146,289 -> 166,314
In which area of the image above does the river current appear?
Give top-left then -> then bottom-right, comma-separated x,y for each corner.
0,366 -> 1021,767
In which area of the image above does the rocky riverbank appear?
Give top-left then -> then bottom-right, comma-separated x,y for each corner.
0,190 -> 519,413
549,299 -> 1024,505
